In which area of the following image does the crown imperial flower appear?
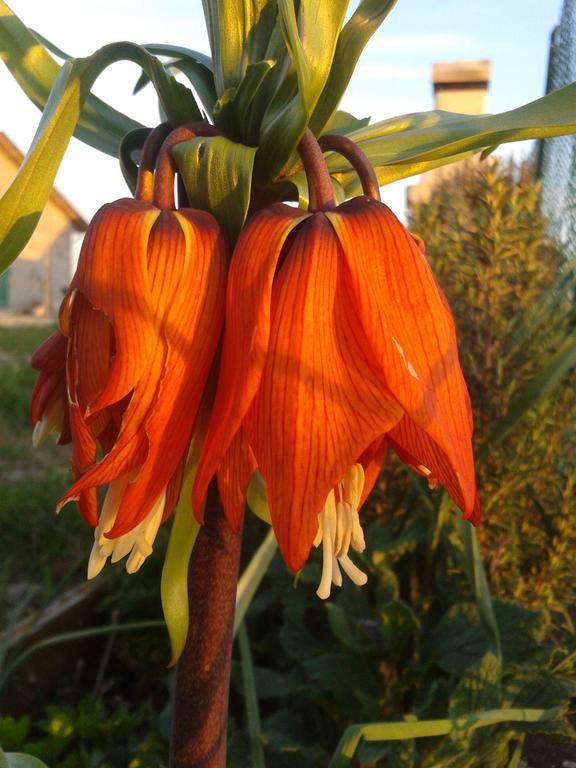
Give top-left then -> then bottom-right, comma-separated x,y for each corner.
193,189 -> 479,598
31,129 -> 228,577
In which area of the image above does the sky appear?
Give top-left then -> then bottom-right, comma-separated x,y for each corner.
0,0 -> 565,221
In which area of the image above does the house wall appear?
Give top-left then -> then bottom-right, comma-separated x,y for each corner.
0,147 -> 80,315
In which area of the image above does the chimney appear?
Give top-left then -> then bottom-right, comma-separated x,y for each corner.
432,60 -> 491,115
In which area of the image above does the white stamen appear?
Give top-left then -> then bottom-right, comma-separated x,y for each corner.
87,478 -> 166,579
417,464 -> 431,476
314,464 -> 368,599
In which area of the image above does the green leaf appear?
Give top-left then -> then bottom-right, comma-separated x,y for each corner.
160,423 -> 205,666
427,603 -> 490,676
459,521 -> 502,664
0,717 -> 30,751
118,127 -> 151,195
2,754 -> 49,768
278,0 -> 348,116
0,1 -> 143,155
238,623 -> 266,768
234,529 -> 277,636
142,43 -> 212,69
326,84 -> 576,185
256,0 -> 348,181
449,653 -> 502,719
246,470 -> 271,525
327,708 -> 563,768
173,135 -> 257,241
322,109 -> 370,136
310,0 -> 398,135
379,600 -> 420,653
484,333 -> 576,453
215,60 -> 276,144
202,0 -> 278,95
0,41 -> 200,274
135,55 -> 217,119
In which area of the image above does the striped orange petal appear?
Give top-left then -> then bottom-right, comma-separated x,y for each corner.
244,214 -> 403,571
326,197 -> 478,521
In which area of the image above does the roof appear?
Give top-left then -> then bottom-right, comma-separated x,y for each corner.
0,132 -> 88,231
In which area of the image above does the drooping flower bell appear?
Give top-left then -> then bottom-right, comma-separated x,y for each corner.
30,124 -> 228,577
193,130 -> 479,598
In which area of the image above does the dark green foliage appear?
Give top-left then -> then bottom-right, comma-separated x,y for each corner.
0,697 -> 168,767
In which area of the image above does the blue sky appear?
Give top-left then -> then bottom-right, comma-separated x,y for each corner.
0,0 -> 565,219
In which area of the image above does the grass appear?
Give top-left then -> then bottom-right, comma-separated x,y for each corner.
0,325 -> 85,622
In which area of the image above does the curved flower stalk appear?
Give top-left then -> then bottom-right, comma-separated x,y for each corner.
30,125 -> 229,578
193,131 -> 479,598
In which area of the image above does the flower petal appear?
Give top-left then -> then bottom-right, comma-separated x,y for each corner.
387,417 -> 481,523
192,204 -> 308,519
217,427 -> 257,532
72,199 -> 160,413
245,214 -> 403,571
105,209 -> 228,537
326,198 -> 477,518
358,436 -> 388,506
30,330 -> 67,373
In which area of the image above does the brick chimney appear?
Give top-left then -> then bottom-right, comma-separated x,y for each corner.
432,60 -> 491,114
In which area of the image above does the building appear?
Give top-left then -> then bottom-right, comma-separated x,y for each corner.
407,60 -> 491,208
0,133 -> 87,317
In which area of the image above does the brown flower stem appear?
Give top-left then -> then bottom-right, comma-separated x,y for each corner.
318,134 -> 381,201
153,123 -> 222,210
297,128 -> 335,212
135,122 -> 173,202
169,480 -> 243,768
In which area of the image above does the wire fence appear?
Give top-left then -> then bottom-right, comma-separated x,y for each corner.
536,0 -> 576,256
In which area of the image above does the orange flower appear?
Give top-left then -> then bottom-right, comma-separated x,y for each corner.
30,329 -> 70,448
193,196 -> 479,598
31,197 -> 228,577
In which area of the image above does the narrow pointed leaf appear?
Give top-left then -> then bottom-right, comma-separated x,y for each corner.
0,1 -> 143,155
135,56 -> 217,117
215,60 -> 275,144
202,0 -> 278,95
142,42 -> 212,69
173,135 -> 257,240
2,755 -> 49,768
118,127 -> 151,194
160,462 -> 201,667
278,0 -> 348,116
325,85 -> 576,180
238,623 -> 267,768
257,0 -> 348,180
234,529 -> 277,635
0,41 -> 201,273
483,334 -> 576,454
310,0 -> 398,134
328,708 -> 563,768
459,521 -> 502,663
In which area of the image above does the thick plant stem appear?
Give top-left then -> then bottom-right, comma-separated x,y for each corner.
169,482 -> 242,768
318,133 -> 381,201
297,128 -> 336,212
